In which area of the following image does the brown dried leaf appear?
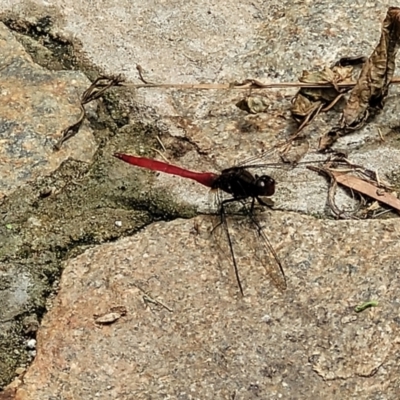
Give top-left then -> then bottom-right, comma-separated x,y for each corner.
291,66 -> 353,131
318,126 -> 342,151
319,7 -> 400,150
331,171 -> 400,212
307,158 -> 400,217
291,94 -> 323,122
299,66 -> 353,101
342,7 -> 400,128
236,96 -> 269,114
308,158 -> 400,217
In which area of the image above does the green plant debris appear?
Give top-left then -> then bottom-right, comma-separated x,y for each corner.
354,300 -> 379,313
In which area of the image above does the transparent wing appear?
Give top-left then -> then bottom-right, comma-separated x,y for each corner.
245,208 -> 287,291
210,197 -> 286,295
236,137 -> 311,169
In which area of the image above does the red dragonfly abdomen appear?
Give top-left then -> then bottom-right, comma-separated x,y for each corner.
114,153 -> 218,188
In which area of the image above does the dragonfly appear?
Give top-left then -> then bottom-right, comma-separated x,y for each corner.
114,146 -> 313,295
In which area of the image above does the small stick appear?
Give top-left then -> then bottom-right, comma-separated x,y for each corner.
132,282 -> 173,312
321,93 -> 345,112
290,103 -> 323,139
150,147 -> 170,163
156,135 -> 167,152
136,64 -> 153,84
120,77 -> 400,90
378,127 -> 385,142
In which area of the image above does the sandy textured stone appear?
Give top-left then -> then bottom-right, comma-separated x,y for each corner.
13,214 -> 400,399
0,1 -> 399,398
0,2 -> 396,219
0,22 -> 97,200
2,0 -> 398,215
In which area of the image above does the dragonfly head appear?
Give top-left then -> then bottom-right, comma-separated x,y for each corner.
255,175 -> 275,196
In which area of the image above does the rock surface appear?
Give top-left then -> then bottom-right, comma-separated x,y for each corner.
0,22 -> 97,201
13,215 -> 400,399
0,0 -> 399,399
3,1 -> 400,214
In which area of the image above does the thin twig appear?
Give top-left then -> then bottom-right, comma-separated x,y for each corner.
321,93 -> 346,112
307,164 -> 360,219
378,127 -> 385,142
54,75 -> 124,150
326,170 -> 360,219
136,64 -> 153,84
373,208 -> 393,218
132,282 -> 173,312
289,103 -> 323,139
53,102 -> 85,151
150,147 -> 170,163
375,169 -> 381,187
156,135 -> 167,152
120,77 -> 400,90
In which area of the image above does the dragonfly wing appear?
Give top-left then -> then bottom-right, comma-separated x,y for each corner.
210,212 -> 244,296
207,189 -> 244,295
210,199 -> 287,294
247,211 -> 287,291
237,137 -> 311,170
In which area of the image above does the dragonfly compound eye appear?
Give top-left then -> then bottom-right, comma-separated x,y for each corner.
257,175 -> 275,196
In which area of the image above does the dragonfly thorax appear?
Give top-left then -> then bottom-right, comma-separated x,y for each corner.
212,167 -> 276,199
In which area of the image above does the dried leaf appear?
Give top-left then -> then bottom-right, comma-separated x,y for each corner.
318,126 -> 342,151
291,94 -> 323,123
308,157 -> 400,217
319,7 -> 400,150
343,7 -> 400,128
236,96 -> 269,114
330,170 -> 400,212
290,65 -> 355,140
291,66 -> 353,124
